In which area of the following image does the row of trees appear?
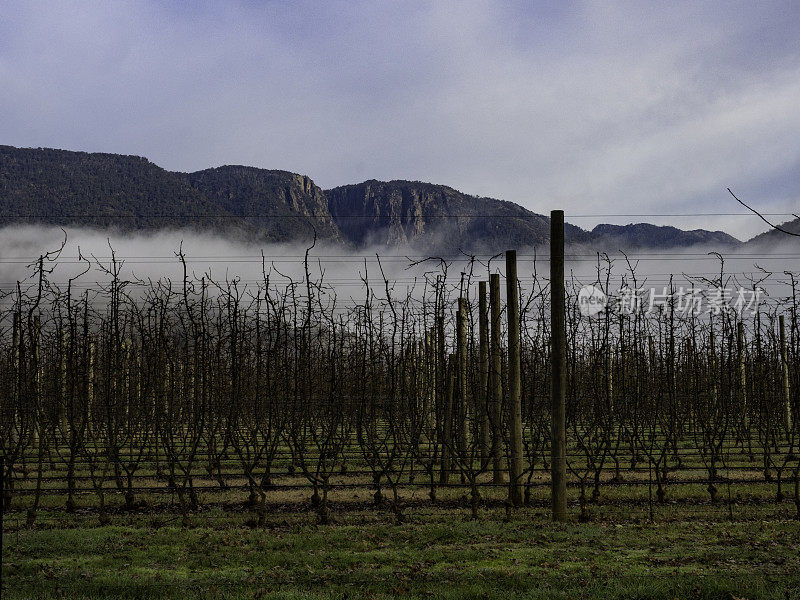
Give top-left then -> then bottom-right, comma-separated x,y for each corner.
1,244 -> 799,523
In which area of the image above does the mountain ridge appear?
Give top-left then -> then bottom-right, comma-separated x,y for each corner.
0,145 -> 746,251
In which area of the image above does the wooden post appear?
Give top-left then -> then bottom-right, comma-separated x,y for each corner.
59,330 -> 67,430
32,314 -> 41,447
489,273 -> 505,483
550,210 -> 567,522
737,322 -> 747,426
424,329 -> 434,435
709,317 -> 717,406
12,311 -> 19,385
11,311 -> 19,446
457,299 -> 468,463
606,343 -> 614,417
780,315 -> 792,432
440,354 -> 454,484
506,250 -> 524,506
87,337 -> 95,422
478,282 -> 491,463
438,315 -> 450,484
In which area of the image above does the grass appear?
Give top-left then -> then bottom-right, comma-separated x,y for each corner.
5,433 -> 800,598
4,508 -> 800,599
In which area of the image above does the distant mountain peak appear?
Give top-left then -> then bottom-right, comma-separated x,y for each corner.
590,223 -> 739,248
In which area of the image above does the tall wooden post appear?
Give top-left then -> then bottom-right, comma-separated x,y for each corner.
709,317 -> 718,407
57,330 -> 66,429
506,250 -> 524,506
424,329 -> 435,436
11,311 -> 20,445
550,210 -> 567,521
489,273 -> 505,483
32,314 -> 41,447
457,299 -> 468,462
12,311 -> 19,384
606,344 -> 614,416
87,338 -> 95,423
737,322 -> 747,426
440,354 -> 454,484
438,315 -> 451,484
478,282 -> 491,463
780,315 -> 792,432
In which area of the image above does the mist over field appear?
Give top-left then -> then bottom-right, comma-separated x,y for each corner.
3,225 -> 798,314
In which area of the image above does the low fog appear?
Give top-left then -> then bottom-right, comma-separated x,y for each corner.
2,225 -> 799,313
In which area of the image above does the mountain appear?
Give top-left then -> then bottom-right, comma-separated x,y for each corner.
185,166 -> 341,242
0,145 -> 337,244
326,179 -> 590,252
0,145 -> 217,228
746,217 -> 800,246
0,145 -> 745,251
590,223 -> 739,249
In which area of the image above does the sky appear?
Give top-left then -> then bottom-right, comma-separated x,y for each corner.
1,0 -> 799,240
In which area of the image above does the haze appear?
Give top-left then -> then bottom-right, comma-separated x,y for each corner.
1,226 -> 796,317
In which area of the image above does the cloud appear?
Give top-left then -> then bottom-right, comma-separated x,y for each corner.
1,1 -> 799,240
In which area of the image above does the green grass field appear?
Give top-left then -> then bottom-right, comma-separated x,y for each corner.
4,495 -> 800,599
4,432 -> 800,598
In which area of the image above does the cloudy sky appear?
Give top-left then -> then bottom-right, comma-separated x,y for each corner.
1,1 -> 798,239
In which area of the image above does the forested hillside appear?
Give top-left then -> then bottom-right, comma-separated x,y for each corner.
0,145 -> 743,251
